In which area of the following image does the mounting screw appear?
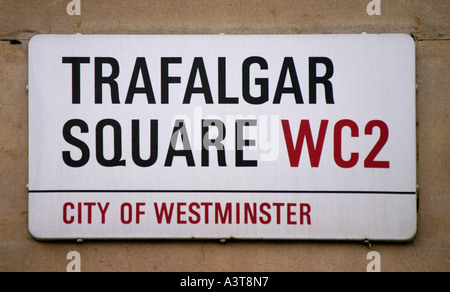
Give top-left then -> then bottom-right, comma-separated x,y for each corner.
363,238 -> 372,248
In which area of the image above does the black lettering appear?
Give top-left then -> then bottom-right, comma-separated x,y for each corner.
62,57 -> 91,104
242,57 -> 269,105
62,119 -> 90,167
184,57 -> 213,104
125,57 -> 156,104
309,57 -> 334,104
95,57 -> 120,104
235,120 -> 258,167
202,119 -> 226,167
96,119 -> 125,167
132,120 -> 158,167
161,57 -> 182,104
218,57 -> 238,104
165,120 -> 195,167
274,57 -> 303,104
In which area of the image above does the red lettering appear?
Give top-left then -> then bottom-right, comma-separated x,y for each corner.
244,203 -> 257,224
259,203 -> 271,224
287,203 -> 296,225
188,202 -> 201,224
63,202 -> 110,224
177,202 -> 187,224
98,202 -> 110,224
77,202 -> 82,224
201,202 -> 213,224
282,120 -> 328,167
154,202 -> 174,224
84,202 -> 96,224
364,120 -> 390,168
300,203 -> 311,225
215,203 -> 232,224
150,201 -> 311,227
121,203 -> 133,224
273,203 -> 285,224
63,202 -> 75,224
334,119 -> 359,168
136,202 -> 145,224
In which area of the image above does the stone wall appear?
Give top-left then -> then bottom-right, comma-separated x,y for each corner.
0,0 -> 448,271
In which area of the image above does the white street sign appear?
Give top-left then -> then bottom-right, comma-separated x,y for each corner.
28,34 -> 416,241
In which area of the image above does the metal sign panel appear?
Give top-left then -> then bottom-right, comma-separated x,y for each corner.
28,34 -> 416,241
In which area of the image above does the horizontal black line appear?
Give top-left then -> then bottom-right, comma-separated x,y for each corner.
28,190 -> 416,195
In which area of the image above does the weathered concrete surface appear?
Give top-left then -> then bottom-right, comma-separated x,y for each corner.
0,0 -> 449,272
0,0 -> 449,40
